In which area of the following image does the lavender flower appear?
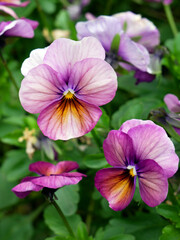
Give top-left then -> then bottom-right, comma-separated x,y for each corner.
0,0 -> 29,7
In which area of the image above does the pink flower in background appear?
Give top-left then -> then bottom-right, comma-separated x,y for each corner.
95,119 -> 179,211
164,94 -> 180,113
19,37 -> 117,140
76,16 -> 150,72
12,161 -> 86,199
0,18 -> 38,38
0,5 -> 18,18
0,0 -> 29,7
145,0 -> 173,5
114,11 -> 160,52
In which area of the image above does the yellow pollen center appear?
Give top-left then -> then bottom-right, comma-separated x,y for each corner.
64,90 -> 74,99
129,168 -> 135,177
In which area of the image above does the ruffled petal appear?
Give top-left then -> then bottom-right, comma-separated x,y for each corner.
37,97 -> 102,140
12,176 -> 43,198
164,94 -> 180,113
103,130 -> 135,167
0,6 -> 18,18
128,123 -> 179,178
95,168 -> 136,211
0,19 -> 36,38
120,119 -> 155,133
76,16 -> 123,52
21,47 -> 47,76
31,172 -> 85,189
68,58 -> 117,106
118,34 -> 150,71
43,37 -> 105,79
19,64 -> 66,114
137,159 -> 168,207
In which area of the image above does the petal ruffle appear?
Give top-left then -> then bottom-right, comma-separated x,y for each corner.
119,119 -> 155,133
12,176 -> 43,198
103,130 -> 135,167
95,168 -> 136,211
118,34 -> 150,72
43,37 -> 105,79
137,159 -> 168,207
68,58 -> 117,106
128,123 -> 179,178
21,47 -> 47,76
164,94 -> 180,113
76,16 -> 123,52
31,172 -> 85,189
19,64 -> 66,114
29,161 -> 79,176
37,97 -> 102,140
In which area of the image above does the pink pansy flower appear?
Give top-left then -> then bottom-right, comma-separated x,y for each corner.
0,18 -> 38,38
0,0 -> 29,7
113,11 -> 160,52
19,37 -> 117,140
95,119 -> 179,211
0,5 -> 18,18
12,161 -> 86,199
145,0 -> 173,5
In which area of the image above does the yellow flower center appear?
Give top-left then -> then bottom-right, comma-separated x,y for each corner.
63,89 -> 74,99
127,165 -> 137,177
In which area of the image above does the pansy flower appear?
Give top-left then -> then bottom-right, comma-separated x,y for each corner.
95,119 -> 179,211
0,18 -> 38,39
0,0 -> 29,7
76,15 -> 150,72
12,161 -> 86,199
19,37 -> 117,140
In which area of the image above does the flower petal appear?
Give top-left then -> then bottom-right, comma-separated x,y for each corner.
21,47 -> 47,76
0,6 -> 18,18
43,37 -> 105,79
19,64 -> 66,114
31,172 -> 85,189
76,16 -> 123,52
29,161 -> 55,176
118,34 -> 150,72
12,176 -> 43,198
128,123 -> 179,178
0,19 -> 36,38
137,159 -> 168,207
164,94 -> 180,113
103,130 -> 135,167
37,97 -> 102,140
95,168 -> 136,211
68,58 -> 117,106
120,119 -> 155,133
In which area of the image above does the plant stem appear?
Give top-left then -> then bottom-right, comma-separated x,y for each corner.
51,200 -> 75,238
163,4 -> 178,37
0,50 -> 19,92
91,129 -> 102,152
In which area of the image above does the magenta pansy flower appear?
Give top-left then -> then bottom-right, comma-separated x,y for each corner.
76,16 -> 150,72
95,119 -> 179,211
0,18 -> 38,38
12,161 -> 86,199
19,37 -> 117,140
164,94 -> 180,113
113,11 -> 160,52
0,0 -> 29,7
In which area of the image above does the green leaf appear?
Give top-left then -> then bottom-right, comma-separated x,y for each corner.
1,150 -> 30,181
160,225 -> 180,240
0,214 -> 33,240
55,185 -> 79,216
76,222 -> 89,240
112,97 -> 163,129
84,153 -> 107,169
44,205 -> 81,236
156,204 -> 180,227
111,34 -> 120,53
104,213 -> 167,240
109,234 -> 135,240
94,228 -> 104,240
0,171 -> 18,209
